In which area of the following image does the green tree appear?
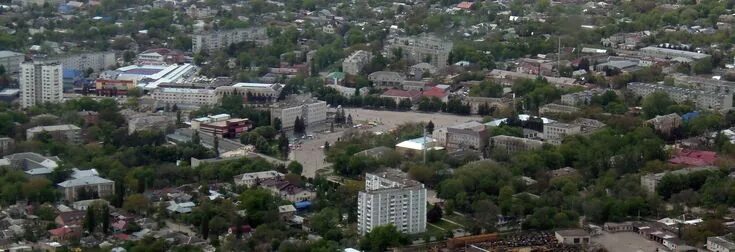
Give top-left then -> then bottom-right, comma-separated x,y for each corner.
641,92 -> 674,119
85,206 -> 96,233
287,161 -> 303,175
427,204 -> 443,223
359,225 -> 409,252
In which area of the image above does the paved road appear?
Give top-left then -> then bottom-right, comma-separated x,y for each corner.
293,108 -> 483,178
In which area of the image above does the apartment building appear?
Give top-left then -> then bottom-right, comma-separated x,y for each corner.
539,103 -> 581,115
270,94 -> 327,130
26,124 -> 81,143
490,135 -> 543,154
446,121 -> 488,152
628,82 -> 733,110
20,61 -> 63,108
151,87 -> 219,107
51,52 -> 116,72
0,51 -> 24,73
560,89 -> 608,106
342,50 -> 372,75
357,170 -> 426,235
543,122 -> 581,145
192,28 -> 269,54
386,35 -> 453,69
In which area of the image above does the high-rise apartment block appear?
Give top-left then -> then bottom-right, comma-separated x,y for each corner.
357,170 -> 426,235
20,62 -> 63,108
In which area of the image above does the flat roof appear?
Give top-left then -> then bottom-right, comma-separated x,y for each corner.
0,51 -> 23,58
232,82 -> 276,88
0,89 -> 20,95
157,87 -> 215,94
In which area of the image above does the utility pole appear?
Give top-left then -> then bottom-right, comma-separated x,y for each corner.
557,36 -> 561,77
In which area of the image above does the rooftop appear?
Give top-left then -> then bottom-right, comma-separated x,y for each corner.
396,136 -> 439,151
58,175 -> 114,188
27,124 -> 81,133
555,229 -> 589,237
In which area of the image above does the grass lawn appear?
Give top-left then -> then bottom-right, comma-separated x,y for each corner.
442,213 -> 470,227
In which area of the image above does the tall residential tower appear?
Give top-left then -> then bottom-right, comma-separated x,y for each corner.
20,62 -> 63,108
357,170 -> 426,235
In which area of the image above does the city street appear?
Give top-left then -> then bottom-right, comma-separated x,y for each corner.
293,108 -> 483,178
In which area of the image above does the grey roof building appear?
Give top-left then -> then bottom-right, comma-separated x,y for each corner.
1,152 -> 60,176
0,51 -> 24,74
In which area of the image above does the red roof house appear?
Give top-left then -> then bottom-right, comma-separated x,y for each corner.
457,1 -> 474,9
421,87 -> 449,102
668,149 -> 717,166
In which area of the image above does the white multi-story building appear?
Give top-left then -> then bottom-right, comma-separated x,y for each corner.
151,87 -> 219,107
357,170 -> 426,235
192,28 -> 269,54
342,50 -> 372,75
270,94 -> 327,130
52,52 -> 116,72
20,62 -> 63,108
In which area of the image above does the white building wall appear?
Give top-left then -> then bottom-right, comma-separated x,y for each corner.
20,62 -> 63,108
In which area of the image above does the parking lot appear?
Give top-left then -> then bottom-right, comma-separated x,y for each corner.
292,108 -> 483,178
592,231 -> 666,252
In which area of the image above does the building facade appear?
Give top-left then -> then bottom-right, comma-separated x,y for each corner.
57,172 -> 114,202
270,95 -> 327,130
151,88 -> 219,107
543,122 -> 581,145
20,62 -> 63,108
192,28 -> 269,54
26,124 -> 81,143
52,52 -> 116,72
342,50 -> 372,75
357,170 -> 426,235
368,71 -> 405,88
490,135 -> 543,154
628,82 -> 733,110
386,35 -> 453,69
446,121 -> 488,152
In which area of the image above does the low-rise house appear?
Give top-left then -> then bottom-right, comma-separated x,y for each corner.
555,229 -> 590,245
55,210 -> 85,227
409,62 -> 438,78
166,201 -> 195,214
259,178 -> 315,202
233,170 -> 284,187
604,222 -> 634,232
49,226 -> 81,242
278,205 -> 297,220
